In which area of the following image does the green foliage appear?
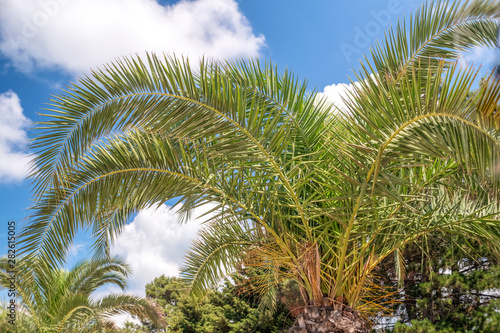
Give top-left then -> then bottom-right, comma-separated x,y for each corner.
378,236 -> 500,332
393,308 -> 500,333
393,319 -> 455,333
0,257 -> 163,333
117,322 -> 154,333
138,269 -> 294,333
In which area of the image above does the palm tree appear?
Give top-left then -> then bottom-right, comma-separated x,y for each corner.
20,0 -> 500,331
0,257 -> 163,332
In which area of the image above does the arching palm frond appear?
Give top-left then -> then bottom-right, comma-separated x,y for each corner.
333,61 -> 500,195
366,0 -> 499,82
22,55 -> 330,270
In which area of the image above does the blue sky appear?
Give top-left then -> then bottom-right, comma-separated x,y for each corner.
0,0 -> 495,302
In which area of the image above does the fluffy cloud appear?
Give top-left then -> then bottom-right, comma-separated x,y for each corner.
110,203 -> 214,296
459,46 -> 499,70
319,73 -> 378,112
0,91 -> 31,182
0,0 -> 265,74
318,82 -> 355,112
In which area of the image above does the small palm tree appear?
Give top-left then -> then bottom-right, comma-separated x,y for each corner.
20,0 -> 500,332
0,257 -> 163,332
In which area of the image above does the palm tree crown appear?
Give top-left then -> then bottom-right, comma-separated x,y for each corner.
0,257 -> 163,332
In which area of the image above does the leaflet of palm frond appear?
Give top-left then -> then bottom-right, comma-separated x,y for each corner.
477,74 -> 500,130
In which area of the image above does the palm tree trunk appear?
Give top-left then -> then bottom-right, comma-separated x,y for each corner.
288,305 -> 368,333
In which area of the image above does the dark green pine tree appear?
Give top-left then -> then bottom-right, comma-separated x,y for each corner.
381,236 -> 500,332
122,268 -> 295,333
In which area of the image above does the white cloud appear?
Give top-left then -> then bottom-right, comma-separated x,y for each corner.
0,91 -> 32,183
110,203 -> 214,296
113,313 -> 142,328
459,46 -> 499,71
89,202 -> 218,329
317,82 -> 355,112
318,74 -> 378,112
0,0 -> 265,74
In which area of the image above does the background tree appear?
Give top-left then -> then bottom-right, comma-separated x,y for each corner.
377,236 -> 500,332
139,269 -> 294,333
115,322 -> 153,333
